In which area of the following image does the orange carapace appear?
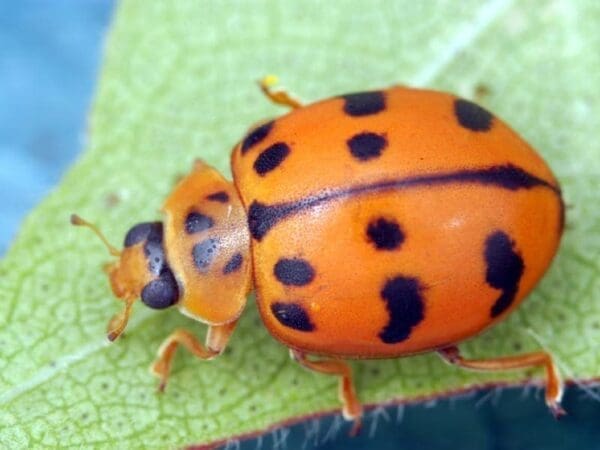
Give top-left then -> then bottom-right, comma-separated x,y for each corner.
73,78 -> 566,433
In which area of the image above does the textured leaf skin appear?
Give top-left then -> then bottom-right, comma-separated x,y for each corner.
1,1 -> 599,448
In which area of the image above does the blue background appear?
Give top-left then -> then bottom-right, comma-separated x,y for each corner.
1,2 -> 599,449
0,1 -> 113,253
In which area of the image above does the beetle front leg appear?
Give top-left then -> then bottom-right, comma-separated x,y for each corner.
151,320 -> 238,391
291,349 -> 363,435
438,345 -> 565,417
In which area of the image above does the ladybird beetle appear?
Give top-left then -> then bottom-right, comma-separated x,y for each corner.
72,77 -> 565,433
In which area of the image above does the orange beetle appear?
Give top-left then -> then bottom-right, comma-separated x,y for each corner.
73,78 -> 565,433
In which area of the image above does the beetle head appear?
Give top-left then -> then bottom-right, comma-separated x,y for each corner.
71,215 -> 180,341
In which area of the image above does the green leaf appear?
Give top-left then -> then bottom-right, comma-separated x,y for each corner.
1,0 -> 599,448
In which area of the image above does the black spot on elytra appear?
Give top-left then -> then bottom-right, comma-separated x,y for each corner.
185,212 -> 214,234
274,258 -> 315,286
254,142 -> 290,175
271,302 -> 314,331
342,91 -> 385,116
347,132 -> 387,161
206,191 -> 229,203
367,218 -> 404,250
241,120 -> 274,154
192,238 -> 219,272
223,253 -> 243,274
484,231 -> 524,317
454,99 -> 493,132
141,270 -> 179,309
124,222 -> 162,247
379,276 -> 425,344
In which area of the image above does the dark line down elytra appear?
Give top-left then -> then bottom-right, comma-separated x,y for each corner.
248,164 -> 562,241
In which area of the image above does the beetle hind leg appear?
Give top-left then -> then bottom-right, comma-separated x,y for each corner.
291,350 -> 363,435
258,75 -> 303,109
438,345 -> 565,417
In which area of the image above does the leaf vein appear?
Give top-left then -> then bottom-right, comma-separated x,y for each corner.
411,0 -> 514,86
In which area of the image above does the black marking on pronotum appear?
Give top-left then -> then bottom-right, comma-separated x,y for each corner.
341,91 -> 386,116
141,269 -> 179,309
347,132 -> 387,161
274,258 -> 315,286
206,191 -> 230,203
192,238 -> 219,272
185,212 -> 214,234
484,231 -> 524,318
367,218 -> 404,250
254,142 -> 290,176
241,120 -> 274,154
271,302 -> 314,331
223,253 -> 243,275
379,276 -> 425,344
454,99 -> 493,132
248,164 -> 561,240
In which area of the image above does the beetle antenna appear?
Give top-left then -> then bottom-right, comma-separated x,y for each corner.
70,214 -> 121,257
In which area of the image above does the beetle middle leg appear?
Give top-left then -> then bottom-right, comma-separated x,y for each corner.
438,345 -> 565,417
151,320 -> 238,391
258,75 -> 303,109
291,349 -> 363,435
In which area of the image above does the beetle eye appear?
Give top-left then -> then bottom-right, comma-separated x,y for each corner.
141,270 -> 179,309
124,222 -> 162,247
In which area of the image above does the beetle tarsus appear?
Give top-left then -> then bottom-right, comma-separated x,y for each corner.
549,402 -> 567,419
258,75 -> 303,109
348,417 -> 362,437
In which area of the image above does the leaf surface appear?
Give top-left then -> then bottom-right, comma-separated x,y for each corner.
1,1 -> 599,448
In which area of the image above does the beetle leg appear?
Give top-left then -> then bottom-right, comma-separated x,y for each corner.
291,349 -> 363,435
151,320 -> 238,391
258,75 -> 303,109
438,345 -> 565,417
